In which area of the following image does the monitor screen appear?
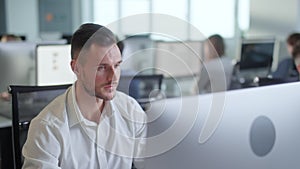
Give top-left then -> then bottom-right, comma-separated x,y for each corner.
154,41 -> 203,77
0,42 -> 36,92
36,44 -> 76,86
239,39 -> 276,71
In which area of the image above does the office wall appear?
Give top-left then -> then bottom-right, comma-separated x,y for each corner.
4,0 -> 83,41
38,0 -> 73,34
5,0 -> 39,41
4,0 -> 300,46
247,0 -> 300,38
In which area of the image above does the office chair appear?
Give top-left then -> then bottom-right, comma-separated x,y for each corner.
9,84 -> 71,169
117,74 -> 164,103
117,74 -> 164,110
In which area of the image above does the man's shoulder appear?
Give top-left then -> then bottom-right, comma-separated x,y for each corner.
114,91 -> 138,104
277,57 -> 294,69
31,93 -> 69,128
113,91 -> 145,116
280,57 -> 293,64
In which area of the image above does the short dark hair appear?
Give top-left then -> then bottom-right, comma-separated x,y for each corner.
292,41 -> 300,59
116,36 -> 125,54
207,34 -> 225,57
286,33 -> 300,46
70,23 -> 116,60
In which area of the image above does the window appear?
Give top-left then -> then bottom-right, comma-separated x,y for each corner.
190,0 -> 235,39
121,0 -> 150,35
238,0 -> 250,31
152,0 -> 187,21
94,0 -> 118,26
93,0 -> 236,39
152,0 -> 188,40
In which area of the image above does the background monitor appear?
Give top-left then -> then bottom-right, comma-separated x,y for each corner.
154,41 -> 203,77
0,42 -> 36,92
239,38 -> 277,72
36,44 -> 76,86
121,35 -> 154,74
117,74 -> 163,102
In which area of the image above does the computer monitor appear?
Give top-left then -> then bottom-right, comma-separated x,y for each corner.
154,41 -> 203,77
61,34 -> 72,44
121,35 -> 154,74
0,42 -> 36,92
117,74 -> 163,104
145,82 -> 300,168
239,38 -> 277,72
36,44 -> 76,86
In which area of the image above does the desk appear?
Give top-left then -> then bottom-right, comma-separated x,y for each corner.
0,115 -> 13,169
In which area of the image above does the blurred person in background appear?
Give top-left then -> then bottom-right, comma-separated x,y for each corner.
0,34 -> 22,42
291,41 -> 300,76
195,34 -> 233,94
272,33 -> 300,82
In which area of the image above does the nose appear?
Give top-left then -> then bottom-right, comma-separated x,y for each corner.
107,66 -> 118,82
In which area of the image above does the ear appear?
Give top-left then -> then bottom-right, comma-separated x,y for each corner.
71,59 -> 79,75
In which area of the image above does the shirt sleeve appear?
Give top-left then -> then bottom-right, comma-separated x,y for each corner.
133,126 -> 147,169
22,117 -> 62,169
132,102 -> 147,169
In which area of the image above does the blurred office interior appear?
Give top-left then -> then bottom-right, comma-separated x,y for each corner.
1,0 -> 300,168
1,0 -> 299,95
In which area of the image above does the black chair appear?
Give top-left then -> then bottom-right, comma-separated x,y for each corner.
9,84 -> 71,169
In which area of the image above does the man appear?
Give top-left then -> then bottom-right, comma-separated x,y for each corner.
22,23 -> 147,169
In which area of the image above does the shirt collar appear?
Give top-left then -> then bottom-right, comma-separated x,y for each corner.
67,84 -> 115,128
66,85 -> 81,127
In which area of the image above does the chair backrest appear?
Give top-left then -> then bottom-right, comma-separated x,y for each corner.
9,84 -> 71,169
117,74 -> 164,102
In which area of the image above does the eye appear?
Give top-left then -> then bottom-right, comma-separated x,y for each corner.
97,65 -> 106,71
115,63 -> 121,69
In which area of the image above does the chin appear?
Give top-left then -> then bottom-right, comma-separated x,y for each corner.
105,95 -> 115,101
96,92 -> 116,101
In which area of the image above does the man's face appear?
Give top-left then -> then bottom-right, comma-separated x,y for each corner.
76,43 -> 122,101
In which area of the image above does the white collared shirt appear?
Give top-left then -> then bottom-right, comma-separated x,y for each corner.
22,85 -> 147,169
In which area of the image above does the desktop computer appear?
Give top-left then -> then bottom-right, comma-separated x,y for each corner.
144,82 -> 300,169
234,38 -> 279,88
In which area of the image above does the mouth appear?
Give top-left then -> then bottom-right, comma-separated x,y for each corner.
103,82 -> 118,90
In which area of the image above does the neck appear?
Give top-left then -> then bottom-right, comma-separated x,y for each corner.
75,82 -> 104,124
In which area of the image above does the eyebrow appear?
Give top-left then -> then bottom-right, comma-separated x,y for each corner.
99,60 -> 123,66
